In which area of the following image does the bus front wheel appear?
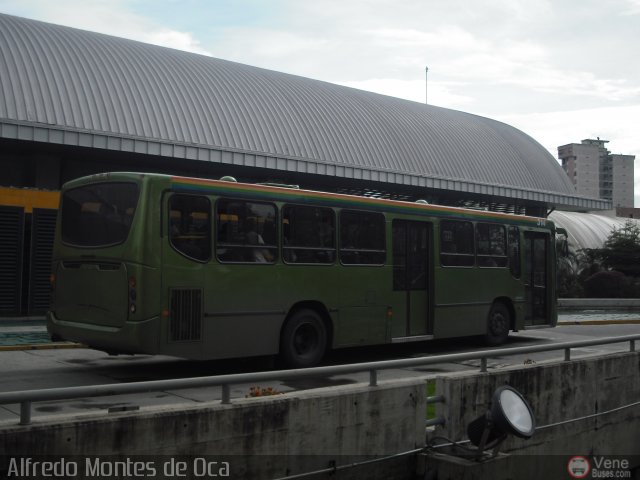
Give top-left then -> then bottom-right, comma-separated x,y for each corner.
280,309 -> 328,368
485,302 -> 510,346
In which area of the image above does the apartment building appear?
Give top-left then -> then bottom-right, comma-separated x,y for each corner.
558,138 -> 635,208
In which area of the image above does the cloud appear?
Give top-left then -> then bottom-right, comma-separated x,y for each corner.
2,0 -> 637,205
209,28 -> 331,60
141,29 -> 211,56
364,26 -> 488,52
10,0 -> 627,109
0,0 -> 211,55
497,104 -> 640,159
366,28 -> 639,103
497,105 -> 640,207
335,77 -> 474,107
621,0 -> 640,14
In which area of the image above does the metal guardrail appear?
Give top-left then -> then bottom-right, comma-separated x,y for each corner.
1,334 -> 639,426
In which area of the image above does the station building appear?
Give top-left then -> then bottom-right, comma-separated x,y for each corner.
0,13 -> 613,315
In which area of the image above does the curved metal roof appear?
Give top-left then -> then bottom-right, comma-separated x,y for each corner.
550,211 -> 640,251
0,13 -> 606,209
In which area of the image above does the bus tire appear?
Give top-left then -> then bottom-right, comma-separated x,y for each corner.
485,301 -> 510,346
280,309 -> 327,368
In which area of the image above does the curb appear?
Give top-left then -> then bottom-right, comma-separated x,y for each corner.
558,319 -> 640,326
1,319 -> 638,351
0,342 -> 85,352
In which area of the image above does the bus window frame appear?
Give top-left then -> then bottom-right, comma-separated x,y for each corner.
168,193 -> 212,263
439,219 -> 475,268
214,197 -> 278,265
282,203 -> 336,265
476,222 -> 508,268
508,226 -> 521,278
60,181 -> 140,249
339,209 -> 386,267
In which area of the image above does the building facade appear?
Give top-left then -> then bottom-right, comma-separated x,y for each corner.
559,138 -> 636,208
0,13 -> 612,315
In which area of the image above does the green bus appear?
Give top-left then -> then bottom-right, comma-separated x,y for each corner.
47,172 -> 558,368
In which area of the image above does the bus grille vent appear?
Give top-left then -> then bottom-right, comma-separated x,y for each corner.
170,289 -> 202,341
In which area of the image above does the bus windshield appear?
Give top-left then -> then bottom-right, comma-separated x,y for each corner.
61,182 -> 139,247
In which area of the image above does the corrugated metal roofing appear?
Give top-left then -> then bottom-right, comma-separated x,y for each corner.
550,211 -> 640,251
0,13 -> 607,209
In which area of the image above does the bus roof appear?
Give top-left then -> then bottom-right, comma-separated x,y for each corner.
65,172 -> 553,229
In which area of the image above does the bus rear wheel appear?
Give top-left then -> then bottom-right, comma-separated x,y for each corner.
485,302 -> 510,346
280,309 -> 327,368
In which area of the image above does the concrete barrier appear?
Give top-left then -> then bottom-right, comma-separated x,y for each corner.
0,379 -> 425,479
558,298 -> 640,311
427,351 -> 640,479
1,352 -> 638,479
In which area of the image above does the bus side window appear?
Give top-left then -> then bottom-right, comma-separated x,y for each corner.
477,223 -> 507,268
168,194 -> 211,262
339,210 -> 386,265
283,205 -> 335,264
440,220 -> 474,267
508,226 -> 521,278
216,199 -> 277,263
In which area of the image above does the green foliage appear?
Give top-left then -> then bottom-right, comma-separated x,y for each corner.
556,247 -> 597,298
584,271 -> 630,298
425,380 -> 436,420
558,220 -> 640,298
556,251 -> 583,298
591,221 -> 640,277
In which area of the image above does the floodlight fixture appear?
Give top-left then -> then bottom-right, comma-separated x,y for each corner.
467,385 -> 535,457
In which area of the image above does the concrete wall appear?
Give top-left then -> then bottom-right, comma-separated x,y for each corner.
428,351 -> 640,479
0,379 -> 425,480
558,298 -> 640,311
1,352 -> 638,479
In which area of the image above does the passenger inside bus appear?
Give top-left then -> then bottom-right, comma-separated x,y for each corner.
246,218 -> 273,263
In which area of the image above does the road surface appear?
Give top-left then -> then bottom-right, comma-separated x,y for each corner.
1,322 -> 638,423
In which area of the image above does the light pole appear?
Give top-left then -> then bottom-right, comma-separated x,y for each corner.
425,66 -> 429,104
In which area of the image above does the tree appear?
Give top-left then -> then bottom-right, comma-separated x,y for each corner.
583,270 -> 632,298
588,220 -> 640,277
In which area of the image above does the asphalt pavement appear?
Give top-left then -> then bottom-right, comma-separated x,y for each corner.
1,310 -> 639,350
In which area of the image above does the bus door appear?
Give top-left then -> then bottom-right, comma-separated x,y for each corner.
524,231 -> 549,325
161,193 -> 211,349
391,220 -> 433,340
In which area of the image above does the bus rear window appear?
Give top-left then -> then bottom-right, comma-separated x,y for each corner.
61,182 -> 139,247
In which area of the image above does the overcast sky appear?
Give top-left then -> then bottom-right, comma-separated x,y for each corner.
2,0 -> 639,206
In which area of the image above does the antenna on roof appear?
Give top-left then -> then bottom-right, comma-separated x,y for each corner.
425,66 -> 429,104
